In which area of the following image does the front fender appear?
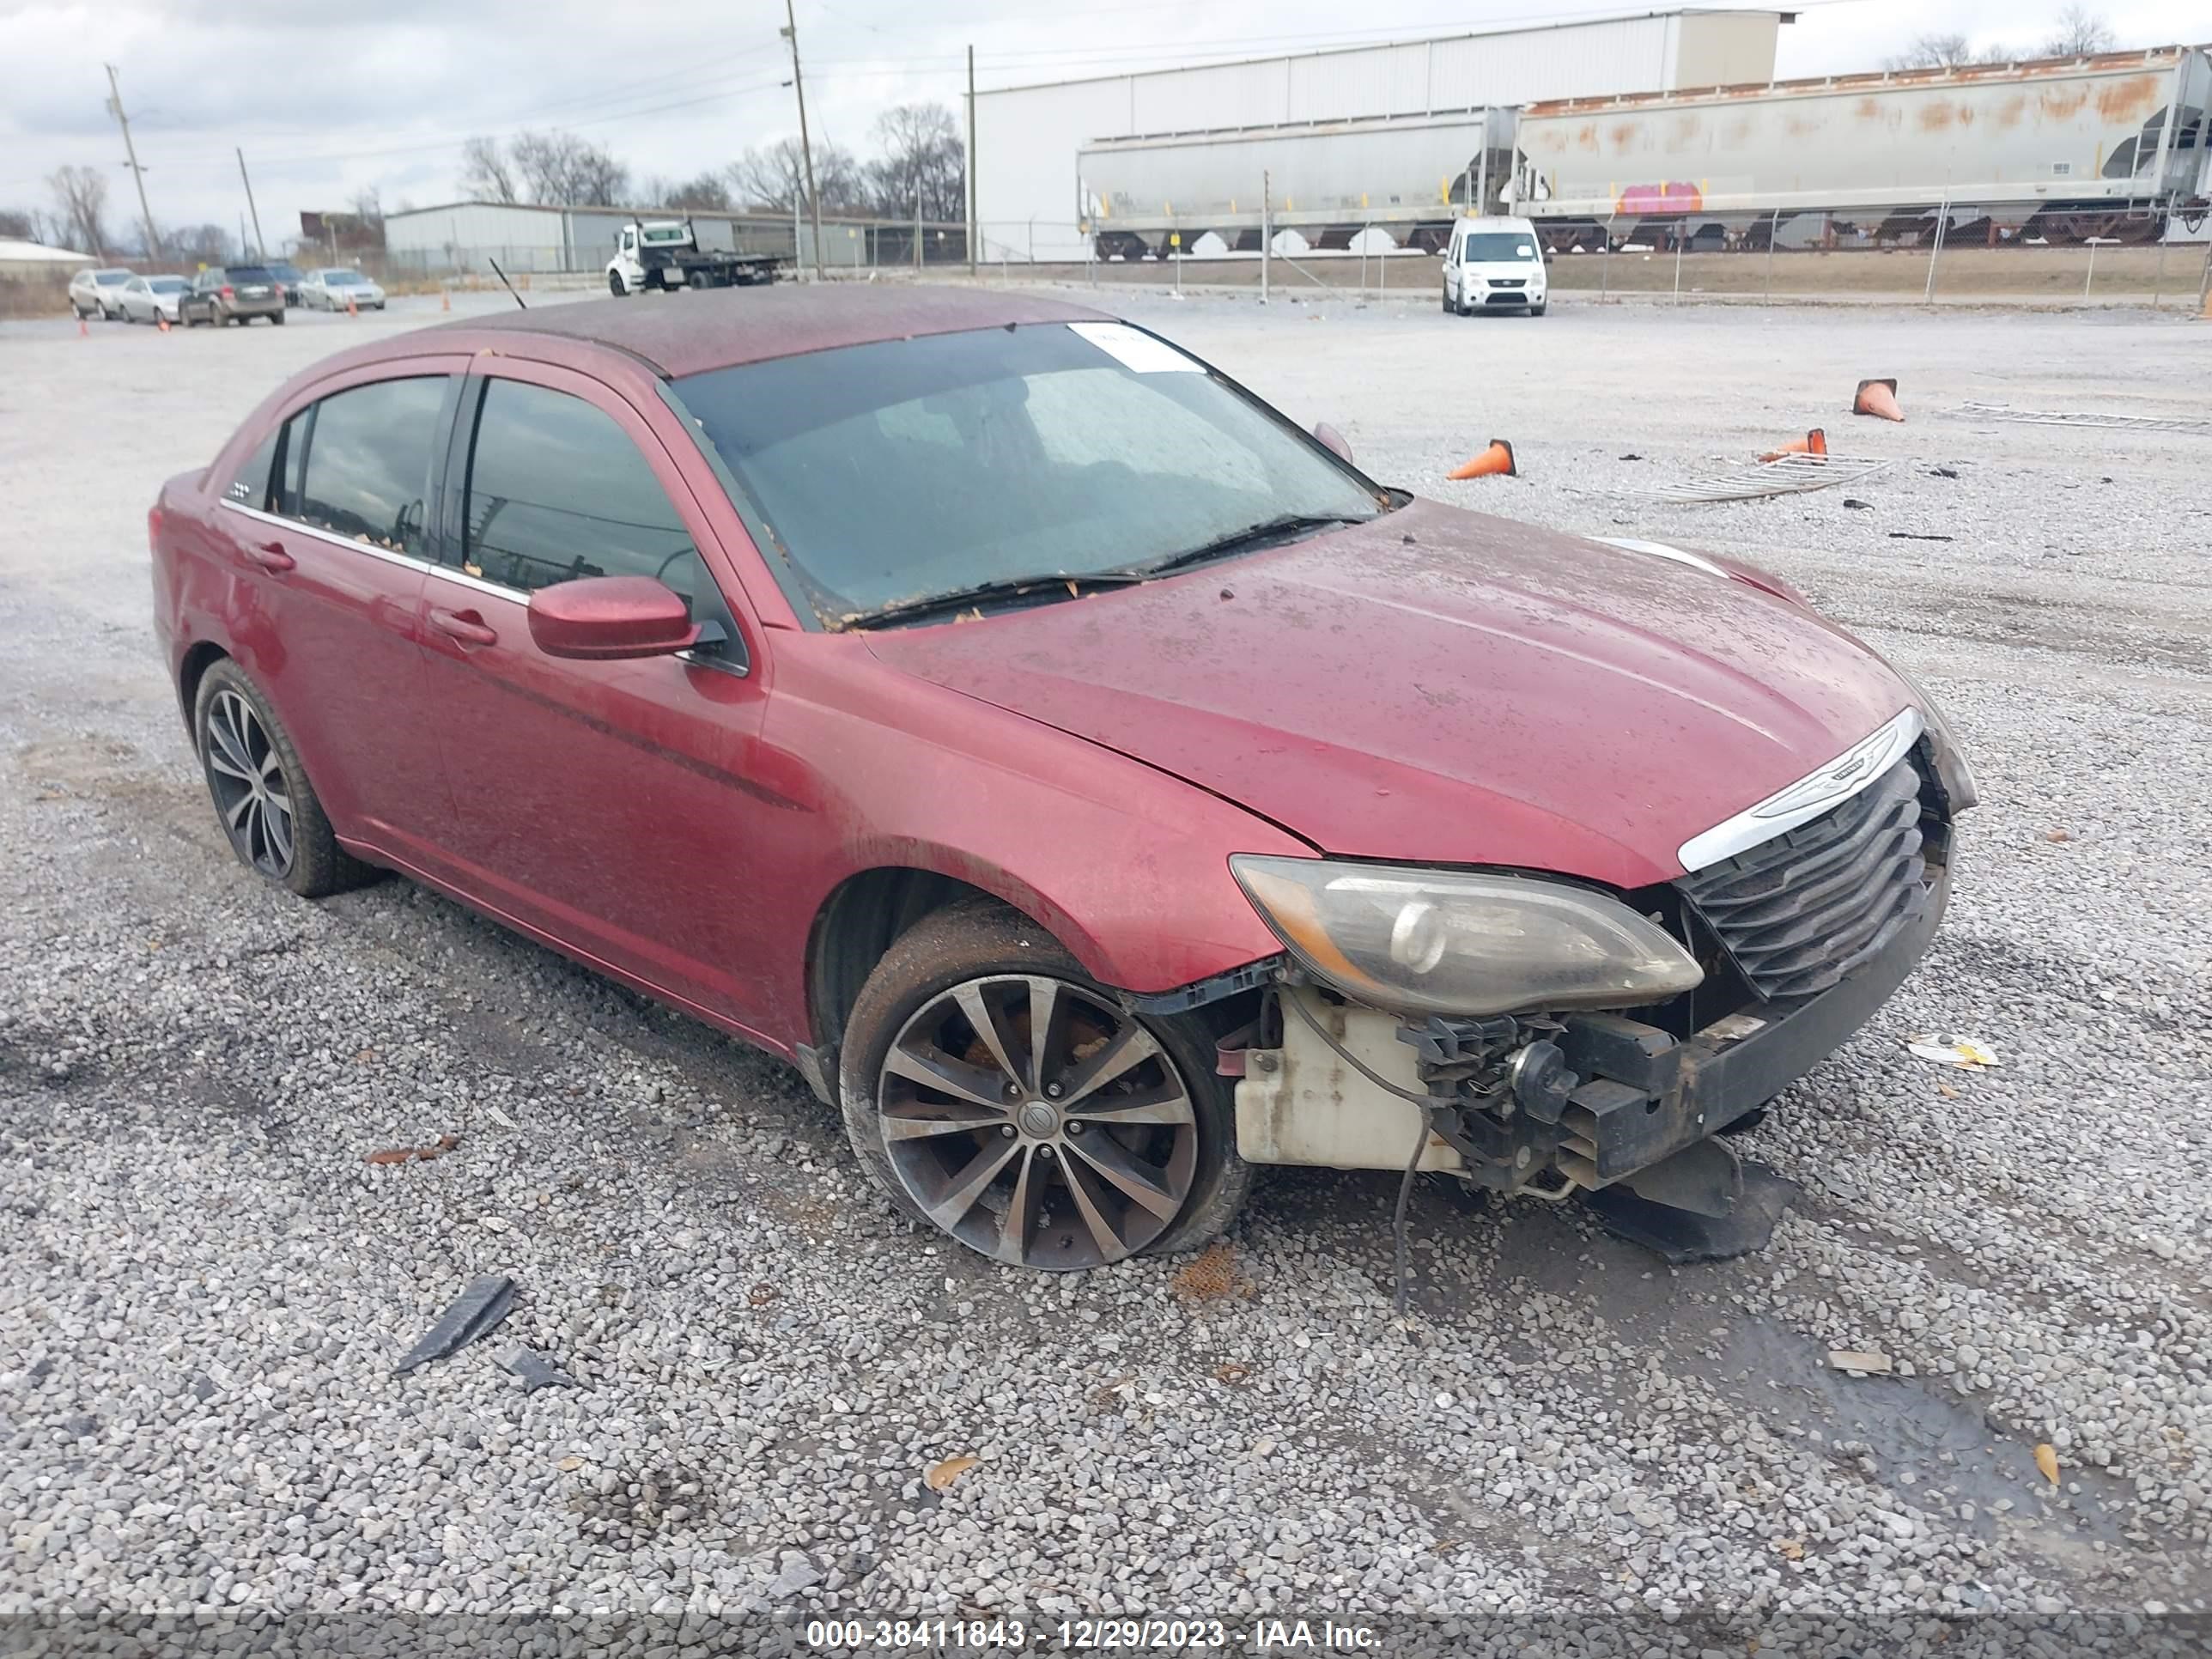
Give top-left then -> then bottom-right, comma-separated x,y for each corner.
751,633 -> 1308,1040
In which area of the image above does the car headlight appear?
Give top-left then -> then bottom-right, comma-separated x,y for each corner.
1231,855 -> 1703,1018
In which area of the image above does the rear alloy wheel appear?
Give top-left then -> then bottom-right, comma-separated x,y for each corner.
841,902 -> 1247,1270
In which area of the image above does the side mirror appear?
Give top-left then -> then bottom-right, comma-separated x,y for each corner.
1312,422 -> 1352,465
528,576 -> 700,660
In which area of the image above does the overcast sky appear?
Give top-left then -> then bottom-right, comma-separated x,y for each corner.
2,0 -> 2201,250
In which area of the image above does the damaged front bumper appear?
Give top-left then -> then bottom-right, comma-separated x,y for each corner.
1228,860 -> 1947,1200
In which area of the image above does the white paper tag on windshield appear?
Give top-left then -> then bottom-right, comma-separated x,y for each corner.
1067,320 -> 1201,374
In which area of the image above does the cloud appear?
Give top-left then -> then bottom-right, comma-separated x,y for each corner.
3,0 -> 2199,237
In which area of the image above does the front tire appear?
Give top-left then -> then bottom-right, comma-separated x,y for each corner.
192,661 -> 365,900
1530,302 -> 1547,317
609,270 -> 627,297
838,900 -> 1249,1271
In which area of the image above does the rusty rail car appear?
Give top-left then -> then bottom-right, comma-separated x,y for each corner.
1512,46 -> 2211,247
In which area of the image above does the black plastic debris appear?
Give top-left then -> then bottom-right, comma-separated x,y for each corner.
1930,466 -> 1960,479
1583,1160 -> 1802,1265
393,1275 -> 515,1376
504,1350 -> 579,1394
1888,532 -> 1955,542
1618,453 -> 1644,461
1842,498 -> 1874,511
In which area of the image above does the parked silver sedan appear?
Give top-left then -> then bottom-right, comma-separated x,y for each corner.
118,274 -> 192,326
301,267 -> 386,311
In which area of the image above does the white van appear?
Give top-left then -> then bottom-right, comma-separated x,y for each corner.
1440,216 -> 1547,317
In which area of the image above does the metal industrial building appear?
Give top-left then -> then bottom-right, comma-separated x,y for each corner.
969,8 -> 1793,261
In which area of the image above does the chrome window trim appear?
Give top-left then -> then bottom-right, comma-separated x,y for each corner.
1677,705 -> 1924,873
221,499 -> 750,677
219,498 -> 433,577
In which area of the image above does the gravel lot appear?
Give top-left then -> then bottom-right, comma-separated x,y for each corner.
3,291 -> 2209,1654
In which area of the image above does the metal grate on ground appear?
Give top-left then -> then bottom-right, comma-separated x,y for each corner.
1954,401 -> 2212,434
1623,453 -> 1894,505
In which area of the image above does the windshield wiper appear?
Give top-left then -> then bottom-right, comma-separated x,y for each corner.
838,569 -> 1146,630
836,514 -> 1368,629
1109,513 -> 1364,580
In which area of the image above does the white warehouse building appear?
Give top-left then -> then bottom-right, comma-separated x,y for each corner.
968,8 -> 1793,261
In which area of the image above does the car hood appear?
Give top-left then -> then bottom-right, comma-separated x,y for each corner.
863,499 -> 1914,890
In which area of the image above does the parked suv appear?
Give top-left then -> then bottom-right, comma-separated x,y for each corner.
69,267 -> 137,320
190,264 -> 287,325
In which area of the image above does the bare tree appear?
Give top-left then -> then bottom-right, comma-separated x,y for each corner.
349,185 -> 386,248
728,137 -> 863,214
863,102 -> 965,222
169,223 -> 234,266
2040,5 -> 2115,56
48,165 -> 112,257
0,208 -> 34,240
1884,32 -> 2024,68
459,136 -> 520,204
508,130 -> 630,207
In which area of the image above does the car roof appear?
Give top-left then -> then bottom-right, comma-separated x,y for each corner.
423,284 -> 1113,379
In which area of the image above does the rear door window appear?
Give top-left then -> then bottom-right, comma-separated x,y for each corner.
286,376 -> 451,557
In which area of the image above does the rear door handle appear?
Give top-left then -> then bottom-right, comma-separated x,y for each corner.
428,606 -> 497,647
245,541 -> 295,573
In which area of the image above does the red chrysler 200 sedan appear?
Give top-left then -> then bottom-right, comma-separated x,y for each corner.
149,288 -> 1974,1271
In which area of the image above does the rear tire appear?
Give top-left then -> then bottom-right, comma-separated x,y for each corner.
270,311 -> 285,325
191,660 -> 368,900
837,898 -> 1250,1270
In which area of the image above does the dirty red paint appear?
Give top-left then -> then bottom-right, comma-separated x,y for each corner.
150,288 -> 1929,1060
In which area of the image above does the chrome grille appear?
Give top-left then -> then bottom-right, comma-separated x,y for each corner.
1677,757 -> 1933,1002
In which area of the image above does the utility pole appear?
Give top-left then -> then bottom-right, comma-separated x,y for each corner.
104,63 -> 160,261
781,0 -> 823,281
236,149 -> 266,258
966,45 -> 978,276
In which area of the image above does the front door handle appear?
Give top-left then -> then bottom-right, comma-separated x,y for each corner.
428,606 -> 498,647
245,541 -> 295,573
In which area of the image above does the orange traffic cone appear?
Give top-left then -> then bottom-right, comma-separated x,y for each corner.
441,288 -> 451,313
1447,440 -> 1517,481
1852,378 -> 1904,422
78,314 -> 88,337
1758,428 -> 1826,462
157,312 -> 170,333
346,295 -> 358,318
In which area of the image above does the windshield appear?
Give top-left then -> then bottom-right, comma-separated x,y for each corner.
95,270 -> 131,285
670,321 -> 1384,624
149,277 -> 186,293
1461,234 -> 1538,262
323,270 -> 358,283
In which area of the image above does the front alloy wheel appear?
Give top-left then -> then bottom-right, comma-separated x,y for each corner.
878,974 -> 1199,1268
